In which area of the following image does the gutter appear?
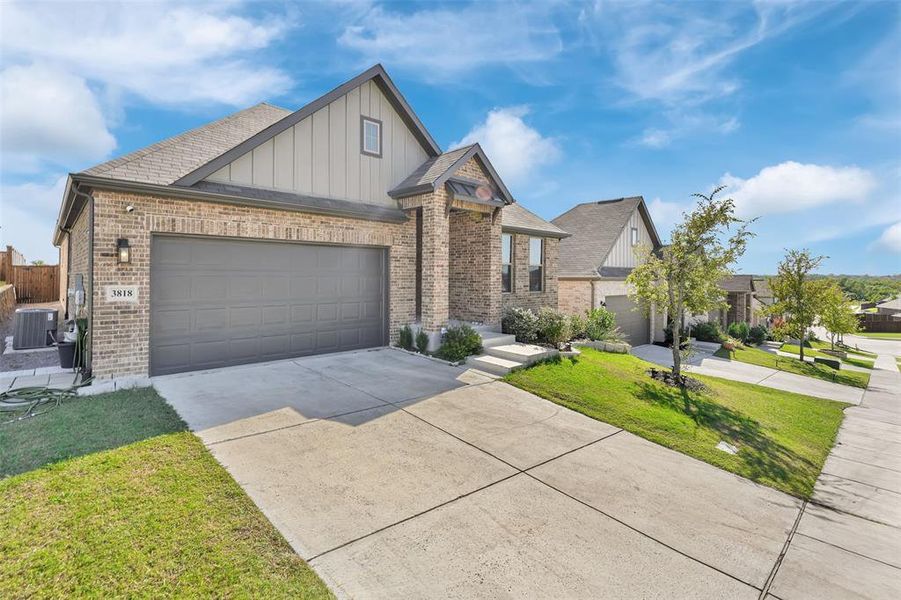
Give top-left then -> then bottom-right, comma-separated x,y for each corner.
63,173 -> 409,224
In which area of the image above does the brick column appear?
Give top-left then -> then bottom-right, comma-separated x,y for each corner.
420,194 -> 449,332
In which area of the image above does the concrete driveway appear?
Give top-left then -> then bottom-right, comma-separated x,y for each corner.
152,347 -> 832,598
632,343 -> 865,404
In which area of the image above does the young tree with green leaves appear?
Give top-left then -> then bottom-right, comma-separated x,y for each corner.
628,187 -> 754,379
766,249 -> 828,361
820,282 -> 860,350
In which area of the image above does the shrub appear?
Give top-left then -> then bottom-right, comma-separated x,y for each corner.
727,321 -> 750,343
663,320 -> 690,347
434,324 -> 482,362
584,307 -> 617,341
747,325 -> 767,346
692,321 -> 724,343
569,313 -> 588,340
398,325 -> 414,350
502,307 -> 539,343
536,307 -> 571,348
415,329 -> 430,354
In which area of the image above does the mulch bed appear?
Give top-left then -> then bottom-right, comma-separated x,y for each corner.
647,368 -> 708,392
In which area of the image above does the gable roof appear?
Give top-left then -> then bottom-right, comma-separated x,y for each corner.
174,64 -> 441,187
551,196 -> 661,278
82,103 -> 292,185
720,274 -> 755,293
501,203 -> 569,238
877,296 -> 901,311
388,143 -> 514,204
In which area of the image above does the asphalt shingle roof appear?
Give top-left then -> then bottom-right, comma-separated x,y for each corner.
720,275 -> 755,293
501,203 -> 568,238
389,145 -> 474,196
551,197 -> 644,278
82,102 -> 291,185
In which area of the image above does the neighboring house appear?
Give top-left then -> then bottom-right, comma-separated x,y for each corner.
710,275 -> 763,328
875,296 -> 901,315
52,65 -> 563,379
551,197 -> 662,345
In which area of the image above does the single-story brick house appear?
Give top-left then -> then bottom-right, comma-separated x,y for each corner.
709,275 -> 764,328
551,197 -> 662,345
53,65 -> 566,379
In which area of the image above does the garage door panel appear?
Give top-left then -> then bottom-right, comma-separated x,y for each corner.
262,305 -> 288,325
605,295 -> 650,346
195,307 -> 229,331
151,236 -> 387,376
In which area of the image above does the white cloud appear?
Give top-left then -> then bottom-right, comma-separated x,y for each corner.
638,129 -> 672,149
338,3 -> 562,77
452,106 -> 561,190
647,197 -> 685,236
721,161 -> 877,218
1,64 -> 116,172
0,1 -> 292,108
635,114 -> 740,148
0,175 -> 68,264
873,221 -> 901,253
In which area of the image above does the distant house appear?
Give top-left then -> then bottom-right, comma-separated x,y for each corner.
875,297 -> 901,315
710,275 -> 764,328
551,197 -> 663,345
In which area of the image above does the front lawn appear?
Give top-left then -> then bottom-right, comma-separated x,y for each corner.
779,343 -> 875,370
0,388 -> 332,599
856,332 -> 901,340
715,344 -> 870,389
506,349 -> 848,498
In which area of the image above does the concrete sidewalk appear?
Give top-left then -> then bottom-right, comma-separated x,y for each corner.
632,343 -> 865,405
769,353 -> 901,599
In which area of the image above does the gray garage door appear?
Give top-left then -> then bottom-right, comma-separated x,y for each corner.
150,236 -> 387,376
604,295 -> 650,346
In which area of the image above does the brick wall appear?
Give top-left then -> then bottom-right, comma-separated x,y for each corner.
558,279 -> 594,315
448,209 -> 501,325
501,233 -> 559,314
67,201 -> 93,364
89,189 -> 416,379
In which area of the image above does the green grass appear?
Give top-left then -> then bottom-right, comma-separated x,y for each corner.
779,343 -> 875,370
856,332 -> 901,340
505,350 -> 847,498
716,345 -> 871,389
808,340 -> 877,358
0,389 -> 332,599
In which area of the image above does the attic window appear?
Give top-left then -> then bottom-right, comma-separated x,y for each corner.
631,227 -> 639,246
361,117 -> 381,157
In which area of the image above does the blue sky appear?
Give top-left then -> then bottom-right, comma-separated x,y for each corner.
2,0 -> 899,274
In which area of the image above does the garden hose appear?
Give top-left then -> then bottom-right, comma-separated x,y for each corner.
0,375 -> 92,425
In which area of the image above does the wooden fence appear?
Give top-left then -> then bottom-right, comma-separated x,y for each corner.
1,245 -> 61,304
858,313 -> 901,333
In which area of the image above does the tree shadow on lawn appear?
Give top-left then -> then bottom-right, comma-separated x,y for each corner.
0,387 -> 187,479
635,381 -> 818,492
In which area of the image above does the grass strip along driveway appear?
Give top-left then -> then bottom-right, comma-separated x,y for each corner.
0,388 -> 332,599
506,349 -> 847,499
714,344 -> 870,389
779,343 -> 875,370
855,331 -> 901,340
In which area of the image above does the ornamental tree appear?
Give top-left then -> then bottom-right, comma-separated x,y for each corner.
628,187 -> 754,378
766,249 -> 828,361
819,282 -> 860,350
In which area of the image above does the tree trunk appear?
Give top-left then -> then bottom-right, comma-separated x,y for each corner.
668,287 -> 681,378
799,329 -> 805,361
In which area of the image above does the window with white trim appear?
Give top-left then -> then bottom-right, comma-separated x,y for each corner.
501,233 -> 513,292
631,227 -> 639,246
529,237 -> 544,292
361,117 -> 381,157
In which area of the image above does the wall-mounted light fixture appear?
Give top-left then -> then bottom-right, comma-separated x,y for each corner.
117,238 -> 131,264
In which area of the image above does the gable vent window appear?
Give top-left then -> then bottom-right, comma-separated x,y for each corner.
631,227 -> 639,246
501,233 -> 513,293
529,237 -> 544,292
361,117 -> 382,157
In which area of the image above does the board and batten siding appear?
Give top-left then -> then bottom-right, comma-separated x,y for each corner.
602,208 -> 653,268
205,80 -> 429,208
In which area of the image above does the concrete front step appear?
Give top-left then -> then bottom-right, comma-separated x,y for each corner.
467,354 -> 524,376
485,343 -> 556,365
479,331 -> 517,349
